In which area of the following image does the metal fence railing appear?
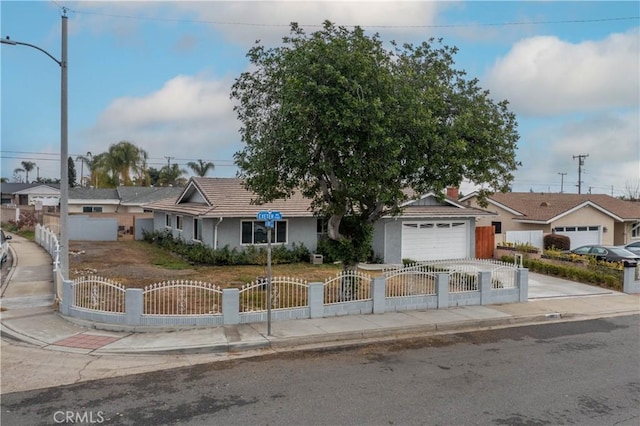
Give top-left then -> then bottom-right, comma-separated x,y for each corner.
324,270 -> 372,303
143,280 -> 222,315
239,277 -> 308,312
72,275 -> 126,313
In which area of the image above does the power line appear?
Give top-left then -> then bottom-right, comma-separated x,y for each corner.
65,7 -> 639,29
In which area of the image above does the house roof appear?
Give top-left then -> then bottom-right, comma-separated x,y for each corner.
117,187 -> 183,205
462,192 -> 640,223
1,183 -> 60,194
146,177 -> 495,219
69,188 -> 119,201
146,178 -> 316,218
68,187 -> 186,206
399,205 -> 496,218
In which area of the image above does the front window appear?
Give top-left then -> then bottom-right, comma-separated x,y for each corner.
176,215 -> 183,231
82,206 -> 103,213
632,222 -> 640,238
193,218 -> 202,241
165,214 -> 172,228
241,220 -> 287,244
491,221 -> 502,234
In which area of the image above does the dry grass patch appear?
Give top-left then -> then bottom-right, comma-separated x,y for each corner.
69,240 -> 343,289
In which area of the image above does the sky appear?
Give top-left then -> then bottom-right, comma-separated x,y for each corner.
1,0 -> 639,197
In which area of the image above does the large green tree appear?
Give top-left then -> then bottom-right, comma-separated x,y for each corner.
231,22 -> 519,267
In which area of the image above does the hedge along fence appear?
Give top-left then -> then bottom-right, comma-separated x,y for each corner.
506,257 -> 624,291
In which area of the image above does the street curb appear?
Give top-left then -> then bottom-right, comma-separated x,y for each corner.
84,310 -> 639,356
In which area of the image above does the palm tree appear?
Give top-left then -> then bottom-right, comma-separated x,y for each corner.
158,163 -> 187,187
187,159 -> 215,177
76,152 -> 93,187
91,141 -> 148,187
107,141 -> 146,186
90,152 -> 118,188
20,161 -> 36,183
13,167 -> 24,183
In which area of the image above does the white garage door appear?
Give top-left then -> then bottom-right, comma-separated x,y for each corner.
401,221 -> 468,261
553,226 -> 601,249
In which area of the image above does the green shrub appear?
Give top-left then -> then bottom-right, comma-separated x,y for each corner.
509,257 -> 623,291
543,234 -> 571,251
142,229 -> 310,266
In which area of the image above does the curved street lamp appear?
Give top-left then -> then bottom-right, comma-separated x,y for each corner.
1,11 -> 69,278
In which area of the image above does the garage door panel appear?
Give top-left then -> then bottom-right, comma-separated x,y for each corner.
402,221 -> 467,261
554,226 -> 600,249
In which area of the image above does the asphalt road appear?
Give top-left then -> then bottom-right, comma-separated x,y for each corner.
2,315 -> 639,426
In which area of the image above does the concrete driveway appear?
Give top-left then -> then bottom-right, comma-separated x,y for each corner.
527,272 -> 619,299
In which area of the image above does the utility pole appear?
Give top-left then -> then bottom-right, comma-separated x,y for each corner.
573,154 -> 589,194
2,9 -> 69,277
165,156 -> 174,167
558,172 -> 567,193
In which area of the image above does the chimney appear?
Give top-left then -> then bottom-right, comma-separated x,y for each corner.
446,186 -> 459,200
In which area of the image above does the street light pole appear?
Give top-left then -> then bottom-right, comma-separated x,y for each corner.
1,11 -> 69,278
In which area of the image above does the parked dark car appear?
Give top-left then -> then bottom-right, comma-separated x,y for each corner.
623,241 -> 640,256
565,245 -> 640,267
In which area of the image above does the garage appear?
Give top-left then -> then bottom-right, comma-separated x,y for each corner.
553,226 -> 601,249
401,221 -> 468,261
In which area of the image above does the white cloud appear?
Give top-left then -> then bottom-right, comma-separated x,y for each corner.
485,28 -> 640,116
512,110 -> 639,195
83,74 -> 240,175
69,1 -> 445,46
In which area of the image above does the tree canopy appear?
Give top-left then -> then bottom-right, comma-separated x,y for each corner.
91,141 -> 148,187
231,21 -> 520,265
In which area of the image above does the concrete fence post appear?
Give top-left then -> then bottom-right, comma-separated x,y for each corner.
372,277 -> 386,314
436,273 -> 449,309
517,268 -> 529,302
223,288 -> 240,325
125,288 -> 143,326
308,282 -> 324,319
60,279 -> 73,315
479,271 -> 492,305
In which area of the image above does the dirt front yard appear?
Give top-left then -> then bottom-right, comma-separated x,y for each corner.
69,240 -> 343,289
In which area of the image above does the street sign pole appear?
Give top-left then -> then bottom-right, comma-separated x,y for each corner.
266,225 -> 272,336
256,209 -> 281,337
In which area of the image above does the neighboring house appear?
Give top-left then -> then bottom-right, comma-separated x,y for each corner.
68,187 -> 183,214
145,177 -> 494,263
460,192 -> 640,248
0,183 -> 60,206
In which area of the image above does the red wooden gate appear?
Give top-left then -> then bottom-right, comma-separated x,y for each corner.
475,226 -> 495,259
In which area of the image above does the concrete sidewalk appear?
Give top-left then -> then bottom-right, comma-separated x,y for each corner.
1,232 -> 638,356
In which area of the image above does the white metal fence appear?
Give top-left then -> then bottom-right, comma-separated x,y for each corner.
323,270 -> 372,304
384,265 -> 437,297
383,259 -> 518,292
72,276 -> 125,313
239,277 -> 308,312
143,280 -> 222,315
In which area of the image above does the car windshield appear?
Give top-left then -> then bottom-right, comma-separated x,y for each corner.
608,247 -> 638,257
